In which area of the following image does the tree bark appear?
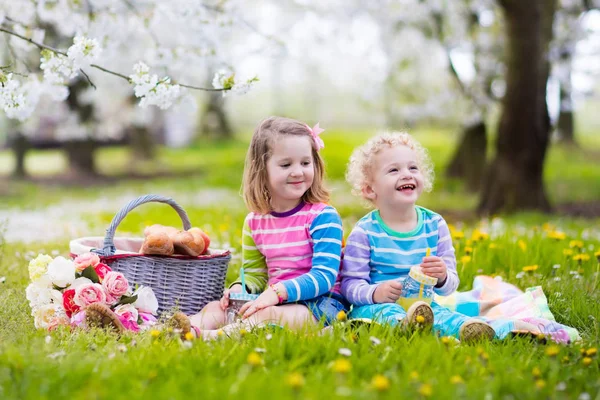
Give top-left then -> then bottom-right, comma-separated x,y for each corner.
446,121 -> 487,191
200,91 -> 233,139
478,0 -> 556,215
556,83 -> 575,144
64,140 -> 99,177
64,78 -> 99,176
10,133 -> 29,179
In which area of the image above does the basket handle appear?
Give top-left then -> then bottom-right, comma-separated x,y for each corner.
94,194 -> 192,256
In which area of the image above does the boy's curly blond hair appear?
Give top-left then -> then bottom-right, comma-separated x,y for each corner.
346,132 -> 435,204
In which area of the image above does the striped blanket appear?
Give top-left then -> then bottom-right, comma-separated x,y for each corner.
434,275 -> 581,344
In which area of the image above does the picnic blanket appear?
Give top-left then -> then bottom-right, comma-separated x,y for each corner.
434,275 -> 581,344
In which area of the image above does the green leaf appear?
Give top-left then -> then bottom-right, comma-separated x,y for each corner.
81,266 -> 100,283
118,295 -> 138,306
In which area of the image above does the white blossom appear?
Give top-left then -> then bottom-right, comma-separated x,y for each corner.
67,36 -> 102,69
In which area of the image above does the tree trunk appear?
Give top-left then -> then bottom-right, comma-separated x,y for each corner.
200,91 -> 232,139
445,121 -> 487,191
64,140 -> 99,177
478,0 -> 556,215
10,133 -> 29,179
64,78 -> 99,176
556,83 -> 575,144
129,126 -> 156,161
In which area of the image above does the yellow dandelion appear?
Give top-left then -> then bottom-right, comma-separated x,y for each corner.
547,231 -> 566,240
472,229 -> 489,241
582,357 -> 593,366
409,371 -> 419,381
247,352 -> 263,367
219,224 -> 228,232
441,336 -> 452,345
285,372 -> 305,389
466,239 -> 473,246
489,243 -> 498,249
461,255 -> 472,264
522,265 -> 539,273
532,367 -> 542,378
573,254 -> 590,262
184,332 -> 194,341
150,330 -> 161,338
464,246 -> 473,255
452,231 -> 465,240
585,348 -> 597,357
561,356 -> 570,363
535,379 -> 546,389
332,358 -> 352,374
371,374 -> 391,392
545,346 -> 560,357
569,240 -> 584,249
518,240 -> 527,252
217,329 -> 225,337
239,329 -> 248,337
418,383 -> 433,397
337,310 -> 348,322
563,249 -> 574,257
416,315 -> 425,324
450,375 -> 464,385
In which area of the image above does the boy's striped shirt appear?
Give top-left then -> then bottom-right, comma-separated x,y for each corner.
341,206 -> 458,306
233,202 -> 343,302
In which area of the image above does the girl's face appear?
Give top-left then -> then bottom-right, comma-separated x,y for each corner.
266,135 -> 315,212
363,145 -> 424,209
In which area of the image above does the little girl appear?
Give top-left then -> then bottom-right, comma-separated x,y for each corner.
173,116 -> 348,339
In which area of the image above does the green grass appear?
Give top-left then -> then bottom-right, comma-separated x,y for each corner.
1,128 -> 600,399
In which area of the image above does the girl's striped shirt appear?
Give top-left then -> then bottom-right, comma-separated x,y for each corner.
341,206 -> 458,306
233,202 -> 344,302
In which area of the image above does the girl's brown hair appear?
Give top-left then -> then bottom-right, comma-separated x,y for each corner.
242,116 -> 330,214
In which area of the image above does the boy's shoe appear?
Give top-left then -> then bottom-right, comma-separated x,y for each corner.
168,311 -> 192,340
459,320 -> 495,343
85,303 -> 125,333
404,301 -> 434,332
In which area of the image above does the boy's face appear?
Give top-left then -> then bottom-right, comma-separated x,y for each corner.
363,145 -> 424,209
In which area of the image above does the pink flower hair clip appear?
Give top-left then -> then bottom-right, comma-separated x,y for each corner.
305,122 -> 325,151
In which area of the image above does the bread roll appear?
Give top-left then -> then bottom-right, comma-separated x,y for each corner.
139,232 -> 174,255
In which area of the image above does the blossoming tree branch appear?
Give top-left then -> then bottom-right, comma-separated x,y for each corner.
0,1 -> 258,123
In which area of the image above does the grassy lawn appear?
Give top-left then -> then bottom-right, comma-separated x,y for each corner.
1,128 -> 599,399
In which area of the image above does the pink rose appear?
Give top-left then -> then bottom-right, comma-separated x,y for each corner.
114,304 -> 140,332
102,271 -> 129,298
73,253 -> 100,273
73,283 -> 107,307
94,263 -> 112,281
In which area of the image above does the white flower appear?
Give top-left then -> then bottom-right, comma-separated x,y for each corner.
33,303 -> 68,329
67,36 -> 102,69
46,256 -> 76,288
212,69 -> 233,90
129,62 -> 185,110
25,277 -> 62,309
70,277 -> 93,289
132,286 -> 158,314
338,348 -> 352,357
0,74 -> 43,121
369,336 -> 381,346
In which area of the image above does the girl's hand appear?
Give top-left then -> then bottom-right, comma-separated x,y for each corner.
373,281 -> 403,303
220,284 -> 243,311
239,286 -> 280,319
420,256 -> 447,282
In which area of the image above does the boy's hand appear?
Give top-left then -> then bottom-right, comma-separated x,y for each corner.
373,281 -> 403,303
220,284 -> 243,310
239,286 -> 280,319
420,256 -> 447,283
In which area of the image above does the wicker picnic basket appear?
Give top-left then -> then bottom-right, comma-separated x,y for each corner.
69,194 -> 231,315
